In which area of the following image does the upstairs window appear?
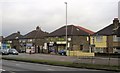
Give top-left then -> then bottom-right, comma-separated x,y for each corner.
113,35 -> 118,42
113,35 -> 120,42
28,39 -> 33,42
96,36 -> 103,42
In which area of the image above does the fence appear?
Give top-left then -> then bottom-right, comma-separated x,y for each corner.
66,51 -> 94,57
66,51 -> 119,66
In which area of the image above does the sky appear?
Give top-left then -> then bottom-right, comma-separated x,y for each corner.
0,0 -> 120,36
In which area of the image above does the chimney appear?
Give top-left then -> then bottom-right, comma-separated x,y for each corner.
17,31 -> 20,34
113,18 -> 119,30
36,26 -> 41,31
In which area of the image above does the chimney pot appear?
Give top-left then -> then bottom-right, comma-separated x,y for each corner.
36,26 -> 41,31
17,31 -> 20,34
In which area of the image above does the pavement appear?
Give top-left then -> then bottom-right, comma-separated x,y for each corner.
1,60 -> 117,73
2,53 -> 119,66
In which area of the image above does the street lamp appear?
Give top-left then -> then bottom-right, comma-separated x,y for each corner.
64,2 -> 68,51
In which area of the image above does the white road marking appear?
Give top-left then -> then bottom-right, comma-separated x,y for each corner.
16,64 -> 20,66
47,69 -> 55,71
0,69 -> 6,71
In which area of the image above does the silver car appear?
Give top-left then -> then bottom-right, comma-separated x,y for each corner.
0,49 -> 9,55
9,49 -> 18,55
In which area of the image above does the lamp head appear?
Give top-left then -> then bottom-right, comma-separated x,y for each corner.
64,2 -> 67,4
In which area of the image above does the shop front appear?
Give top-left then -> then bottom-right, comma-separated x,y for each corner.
47,41 -> 70,55
26,43 -> 35,53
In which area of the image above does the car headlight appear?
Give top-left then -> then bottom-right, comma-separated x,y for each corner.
13,52 -> 16,53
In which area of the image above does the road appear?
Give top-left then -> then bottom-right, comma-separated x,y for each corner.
3,53 -> 119,66
1,60 -> 117,73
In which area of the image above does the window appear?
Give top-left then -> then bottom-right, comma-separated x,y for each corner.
8,41 -> 12,43
96,36 -> 103,42
22,40 -> 26,43
113,35 -> 120,42
19,40 -> 26,43
113,35 -> 118,42
28,39 -> 33,42
87,37 -> 89,41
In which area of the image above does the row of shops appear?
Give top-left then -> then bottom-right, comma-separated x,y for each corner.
1,18 -> 120,54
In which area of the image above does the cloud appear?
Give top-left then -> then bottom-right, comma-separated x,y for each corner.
1,0 -> 119,36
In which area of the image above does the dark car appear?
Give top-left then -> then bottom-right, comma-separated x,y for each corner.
9,49 -> 19,55
58,50 -> 66,56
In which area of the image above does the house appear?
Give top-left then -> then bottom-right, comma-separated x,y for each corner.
91,18 -> 120,53
4,31 -> 23,52
46,25 -> 94,54
21,26 -> 48,53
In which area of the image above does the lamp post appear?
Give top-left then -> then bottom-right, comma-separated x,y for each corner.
64,2 -> 68,51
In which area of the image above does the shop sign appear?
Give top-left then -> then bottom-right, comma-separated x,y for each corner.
26,43 -> 32,47
56,41 -> 66,44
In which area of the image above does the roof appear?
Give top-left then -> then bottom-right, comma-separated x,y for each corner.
94,18 -> 120,36
5,31 -> 23,40
23,26 -> 48,39
94,24 -> 114,36
75,26 -> 94,35
48,25 -> 94,37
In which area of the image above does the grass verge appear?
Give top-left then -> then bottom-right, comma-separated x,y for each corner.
2,56 -> 120,72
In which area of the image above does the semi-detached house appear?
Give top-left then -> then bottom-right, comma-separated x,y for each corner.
90,18 -> 120,53
46,25 -> 94,54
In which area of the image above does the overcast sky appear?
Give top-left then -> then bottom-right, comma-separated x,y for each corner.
0,0 -> 119,36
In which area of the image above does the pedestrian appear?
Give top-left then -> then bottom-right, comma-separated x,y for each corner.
29,50 -> 31,55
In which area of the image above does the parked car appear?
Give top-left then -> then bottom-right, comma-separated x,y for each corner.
58,50 -> 66,56
9,48 -> 19,55
0,49 -> 9,55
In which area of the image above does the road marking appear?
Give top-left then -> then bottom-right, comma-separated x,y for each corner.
0,69 -> 6,71
47,69 -> 55,71
16,64 -> 20,66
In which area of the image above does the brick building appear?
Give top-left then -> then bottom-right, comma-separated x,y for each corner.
46,25 -> 94,54
21,26 -> 48,53
91,18 -> 120,53
4,31 -> 23,52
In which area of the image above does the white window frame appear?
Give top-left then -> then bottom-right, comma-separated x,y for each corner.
113,35 -> 120,42
113,35 -> 118,42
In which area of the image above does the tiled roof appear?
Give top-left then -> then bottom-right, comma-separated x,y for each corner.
23,26 -> 48,39
94,24 -> 114,36
75,26 -> 94,35
48,25 -> 94,37
5,31 -> 23,40
94,18 -> 120,36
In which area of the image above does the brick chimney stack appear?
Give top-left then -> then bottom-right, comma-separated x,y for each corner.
113,18 -> 119,30
17,31 -> 20,34
36,26 -> 41,31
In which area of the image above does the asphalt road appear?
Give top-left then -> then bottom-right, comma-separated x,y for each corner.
3,53 -> 119,66
1,60 -> 118,73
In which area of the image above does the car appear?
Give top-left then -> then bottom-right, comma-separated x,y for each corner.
58,50 -> 66,56
9,49 -> 19,55
0,49 -> 9,55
